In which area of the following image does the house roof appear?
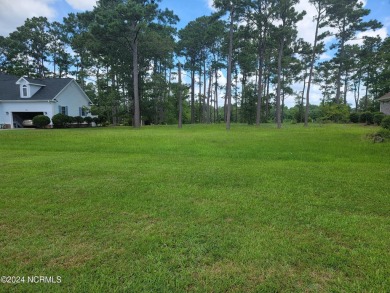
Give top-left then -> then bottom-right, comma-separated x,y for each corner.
0,72 -> 74,101
378,92 -> 390,101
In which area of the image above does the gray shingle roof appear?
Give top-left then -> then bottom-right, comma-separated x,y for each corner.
378,92 -> 390,101
0,72 -> 73,101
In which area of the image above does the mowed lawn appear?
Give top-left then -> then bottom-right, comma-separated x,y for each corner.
0,124 -> 389,292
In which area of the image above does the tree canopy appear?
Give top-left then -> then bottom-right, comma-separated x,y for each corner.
0,0 -> 387,127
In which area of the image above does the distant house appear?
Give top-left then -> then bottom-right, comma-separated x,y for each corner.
0,72 -> 93,128
378,92 -> 390,115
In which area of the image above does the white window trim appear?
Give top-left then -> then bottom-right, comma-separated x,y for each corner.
22,85 -> 28,97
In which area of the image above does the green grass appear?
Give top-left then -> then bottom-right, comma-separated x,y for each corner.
0,124 -> 389,292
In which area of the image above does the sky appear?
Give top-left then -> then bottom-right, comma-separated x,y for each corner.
0,0 -> 389,107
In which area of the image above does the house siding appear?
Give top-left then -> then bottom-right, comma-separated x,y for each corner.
380,101 -> 390,115
55,81 -> 91,117
0,101 -> 55,127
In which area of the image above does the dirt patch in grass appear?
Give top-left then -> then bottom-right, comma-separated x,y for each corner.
47,243 -> 95,269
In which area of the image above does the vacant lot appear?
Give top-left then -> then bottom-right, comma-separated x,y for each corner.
1,124 -> 389,292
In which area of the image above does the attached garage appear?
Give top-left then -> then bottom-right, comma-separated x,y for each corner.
12,112 -> 44,128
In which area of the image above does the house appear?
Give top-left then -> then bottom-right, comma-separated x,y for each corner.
0,72 -> 93,128
378,92 -> 390,115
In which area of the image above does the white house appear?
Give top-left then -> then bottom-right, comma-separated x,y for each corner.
0,72 -> 93,128
378,93 -> 390,115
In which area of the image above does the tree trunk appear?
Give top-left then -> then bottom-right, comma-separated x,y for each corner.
256,41 -> 264,126
133,37 -> 141,128
301,71 -> 307,123
199,68 -> 202,123
305,5 -> 321,126
207,67 -> 212,124
226,7 -> 234,130
343,74 -> 348,105
191,68 -> 195,124
276,38 -> 284,129
215,68 -> 219,123
203,59 -> 207,122
178,63 -> 182,128
335,18 -> 346,104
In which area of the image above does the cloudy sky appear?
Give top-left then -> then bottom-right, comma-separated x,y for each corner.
1,0 -> 389,106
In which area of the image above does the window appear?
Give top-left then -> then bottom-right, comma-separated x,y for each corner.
61,106 -> 67,115
22,85 -> 28,97
80,107 -> 87,116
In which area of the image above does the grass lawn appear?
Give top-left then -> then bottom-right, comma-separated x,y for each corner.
0,123 -> 389,292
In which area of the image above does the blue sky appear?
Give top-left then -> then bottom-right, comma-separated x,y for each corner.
1,0 -> 389,37
1,0 -> 388,43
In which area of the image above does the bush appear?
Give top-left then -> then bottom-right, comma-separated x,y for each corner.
84,116 -> 93,125
319,104 -> 350,123
377,128 -> 390,138
52,113 -> 71,128
67,116 -> 75,124
349,112 -> 360,123
382,115 -> 390,129
368,128 -> 390,143
73,116 -> 84,127
92,117 -> 100,125
359,111 -> 374,124
32,115 -> 50,129
92,116 -> 108,126
373,112 -> 385,126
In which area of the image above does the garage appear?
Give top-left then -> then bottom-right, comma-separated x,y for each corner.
12,112 -> 44,128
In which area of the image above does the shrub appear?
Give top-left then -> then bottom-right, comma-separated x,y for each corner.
349,112 -> 360,123
377,128 -> 390,138
92,117 -> 100,125
368,128 -> 390,143
319,104 -> 350,123
32,115 -> 50,129
381,116 -> 390,130
52,113 -> 70,128
67,116 -> 75,124
84,116 -> 93,126
373,112 -> 385,126
359,111 -> 374,124
74,116 -> 84,127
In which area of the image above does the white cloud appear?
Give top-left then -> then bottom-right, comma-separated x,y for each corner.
347,27 -> 388,45
295,0 -> 317,44
65,0 -> 96,11
0,0 -> 56,36
206,0 -> 215,11
295,0 -> 337,46
319,53 -> 332,61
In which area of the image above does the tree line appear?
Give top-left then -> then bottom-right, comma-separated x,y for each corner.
0,0 -> 389,128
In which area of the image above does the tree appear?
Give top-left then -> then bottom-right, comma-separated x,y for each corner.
2,17 -> 51,77
177,19 -> 203,124
244,0 -> 275,126
92,0 -> 170,128
327,0 -> 382,103
214,0 -> 248,130
274,0 -> 305,128
375,37 -> 390,97
88,0 -> 179,127
305,0 -> 329,126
